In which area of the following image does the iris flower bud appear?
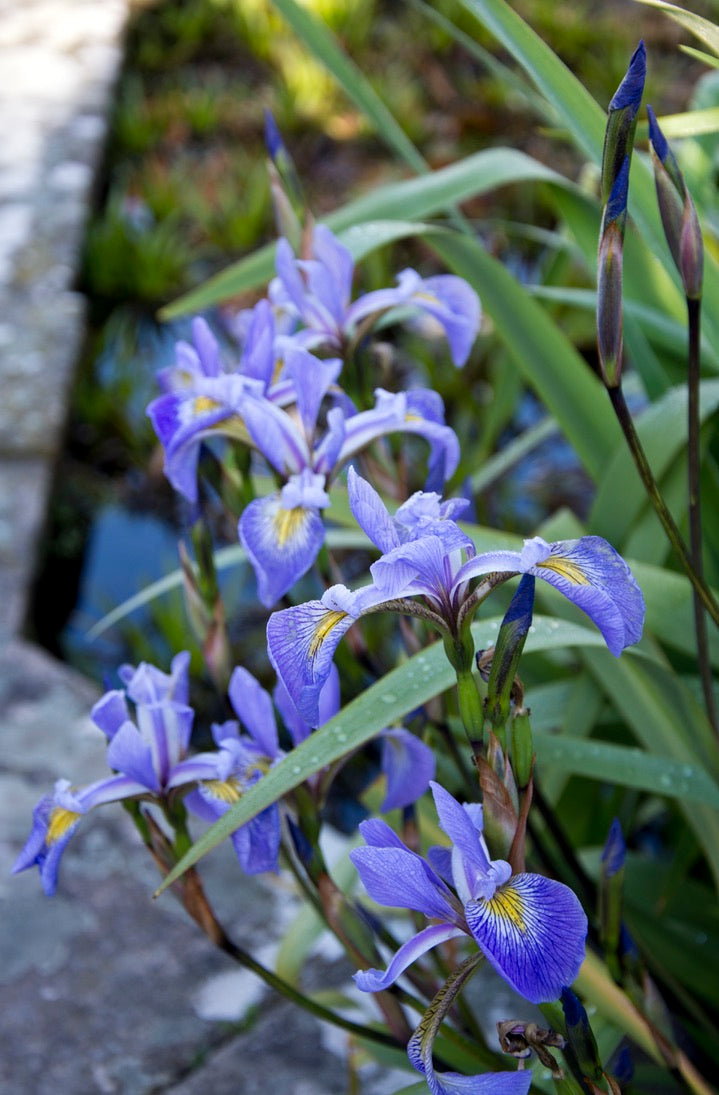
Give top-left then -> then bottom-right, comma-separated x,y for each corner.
647,105 -> 703,300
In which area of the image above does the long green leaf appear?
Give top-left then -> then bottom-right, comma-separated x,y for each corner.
635,0 -> 719,57
154,615 -> 619,894
160,148 -> 565,318
534,731 -> 719,808
270,0 -> 426,173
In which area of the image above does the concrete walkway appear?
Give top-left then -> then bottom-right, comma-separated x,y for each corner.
0,5 -> 405,1092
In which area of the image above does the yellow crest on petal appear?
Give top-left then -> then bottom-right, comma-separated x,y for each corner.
193,395 -> 221,415
485,884 -> 527,933
537,555 -> 590,586
273,506 -> 308,548
202,777 -> 242,804
47,807 -> 81,846
308,610 -> 348,659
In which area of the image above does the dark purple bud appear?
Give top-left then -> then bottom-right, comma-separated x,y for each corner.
647,105 -> 703,299
601,817 -> 626,877
264,108 -> 285,162
602,41 -> 646,205
609,40 -> 646,114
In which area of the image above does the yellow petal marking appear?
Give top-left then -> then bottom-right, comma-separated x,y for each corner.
308,610 -> 348,660
202,778 -> 242,804
537,555 -> 590,586
47,807 -> 81,845
193,395 -> 221,414
273,506 -> 308,548
484,885 -> 527,932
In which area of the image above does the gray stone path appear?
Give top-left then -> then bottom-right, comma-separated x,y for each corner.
0,5 -> 407,1092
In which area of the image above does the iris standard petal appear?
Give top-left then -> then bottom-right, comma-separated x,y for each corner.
464,873 -> 588,1004
239,493 -> 325,607
228,667 -> 279,758
347,465 -> 400,553
353,923 -> 464,992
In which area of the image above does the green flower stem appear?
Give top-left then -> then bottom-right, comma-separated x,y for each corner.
687,297 -> 718,733
607,384 -> 719,628
443,631 -> 484,758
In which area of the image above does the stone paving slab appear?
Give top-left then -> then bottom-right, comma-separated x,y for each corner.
0,639 -> 410,1095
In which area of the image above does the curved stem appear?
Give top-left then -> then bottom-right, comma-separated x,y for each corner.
687,298 -> 718,733
607,385 -> 719,627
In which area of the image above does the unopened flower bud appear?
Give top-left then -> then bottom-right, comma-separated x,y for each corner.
647,105 -> 703,299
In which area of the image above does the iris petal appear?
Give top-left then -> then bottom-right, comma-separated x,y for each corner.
239,494 -> 325,607
464,873 -> 587,1003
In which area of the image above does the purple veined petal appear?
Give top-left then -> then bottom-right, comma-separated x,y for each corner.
310,224 -> 355,319
190,316 -> 223,377
343,282 -> 414,329
267,584 -> 378,727
380,729 -> 436,812
357,816 -> 408,849
147,377 -> 253,503
120,651 -> 191,706
353,923 -> 465,992
347,467 -> 400,553
12,790 -> 85,896
429,783 -> 494,903
239,493 -> 325,608
274,238 -> 311,320
77,772 -> 152,809
528,536 -> 645,655
230,806 -> 281,874
274,677 -> 312,747
228,667 -> 279,758
284,346 -> 342,437
350,844 -> 458,922
464,873 -> 588,1004
369,535 -> 456,604
106,720 -> 161,792
407,272 -> 482,368
274,658 -> 342,749
90,689 -> 130,739
134,701 -> 194,785
239,298 -> 277,387
410,1052 -> 532,1095
313,405 -> 347,477
339,389 -> 460,491
240,392 -> 310,475
394,490 -> 472,552
402,389 -> 461,488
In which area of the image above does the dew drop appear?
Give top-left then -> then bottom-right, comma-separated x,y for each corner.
529,625 -> 536,633
382,692 -> 396,704
292,765 -> 302,775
